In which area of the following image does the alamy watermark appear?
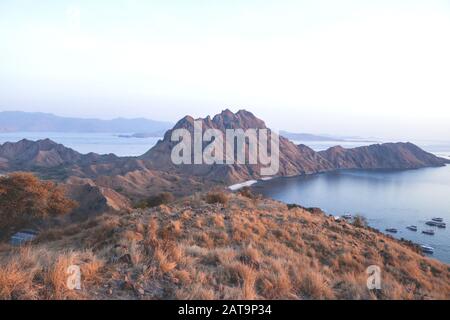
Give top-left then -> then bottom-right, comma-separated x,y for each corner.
170,120 -> 280,176
366,265 -> 381,290
66,265 -> 81,290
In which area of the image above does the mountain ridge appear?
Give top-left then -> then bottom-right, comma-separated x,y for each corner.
1,110 -> 448,207
319,142 -> 448,169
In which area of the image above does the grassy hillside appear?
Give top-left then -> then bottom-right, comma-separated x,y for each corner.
0,192 -> 448,300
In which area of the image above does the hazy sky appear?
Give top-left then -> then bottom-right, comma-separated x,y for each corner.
1,0 -> 449,140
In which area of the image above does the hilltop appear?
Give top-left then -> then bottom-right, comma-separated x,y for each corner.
0,191 -> 448,300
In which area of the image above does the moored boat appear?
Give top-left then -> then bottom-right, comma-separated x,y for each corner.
406,225 -> 417,231
422,229 -> 435,235
432,218 -> 443,222
385,228 -> 398,233
420,245 -> 434,254
425,221 -> 446,228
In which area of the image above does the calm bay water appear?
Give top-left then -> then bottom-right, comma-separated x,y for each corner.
254,166 -> 450,263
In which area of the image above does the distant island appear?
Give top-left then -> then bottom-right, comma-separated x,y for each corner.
117,132 -> 164,138
280,130 -> 377,143
0,111 -> 173,134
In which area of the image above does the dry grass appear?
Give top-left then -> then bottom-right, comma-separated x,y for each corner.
0,192 -> 449,300
0,247 -> 104,300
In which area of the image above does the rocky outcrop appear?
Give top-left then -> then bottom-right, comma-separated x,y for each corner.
62,180 -> 131,221
142,109 -> 334,183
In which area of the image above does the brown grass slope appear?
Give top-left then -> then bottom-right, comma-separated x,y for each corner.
1,192 -> 448,300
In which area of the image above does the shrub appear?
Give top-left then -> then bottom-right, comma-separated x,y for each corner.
0,172 -> 77,234
238,187 -> 256,199
145,192 -> 175,208
205,192 -> 229,205
352,215 -> 368,228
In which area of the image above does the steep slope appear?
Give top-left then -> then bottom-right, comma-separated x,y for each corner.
0,192 -> 448,300
62,180 -> 132,221
142,109 -> 334,183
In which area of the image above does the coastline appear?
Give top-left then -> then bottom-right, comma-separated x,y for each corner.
248,165 -> 450,264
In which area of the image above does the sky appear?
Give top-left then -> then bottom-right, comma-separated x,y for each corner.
1,0 -> 449,140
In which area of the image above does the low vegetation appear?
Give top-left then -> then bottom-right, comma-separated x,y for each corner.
238,187 -> 257,199
205,191 -> 229,205
0,172 -> 77,237
136,192 -> 175,209
0,192 -> 448,300
352,215 -> 368,228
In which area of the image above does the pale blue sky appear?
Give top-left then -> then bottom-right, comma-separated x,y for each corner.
1,0 -> 449,139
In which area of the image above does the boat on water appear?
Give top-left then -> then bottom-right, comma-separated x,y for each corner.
342,214 -> 352,219
420,245 -> 434,254
406,225 -> 417,231
422,229 -> 435,235
432,218 -> 443,222
425,221 -> 446,228
385,228 -> 398,233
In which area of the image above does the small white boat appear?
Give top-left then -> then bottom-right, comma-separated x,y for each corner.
420,245 -> 434,254
422,229 -> 435,235
436,222 -> 446,228
385,228 -> 398,233
432,218 -> 443,222
406,225 -> 417,231
342,214 -> 352,219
